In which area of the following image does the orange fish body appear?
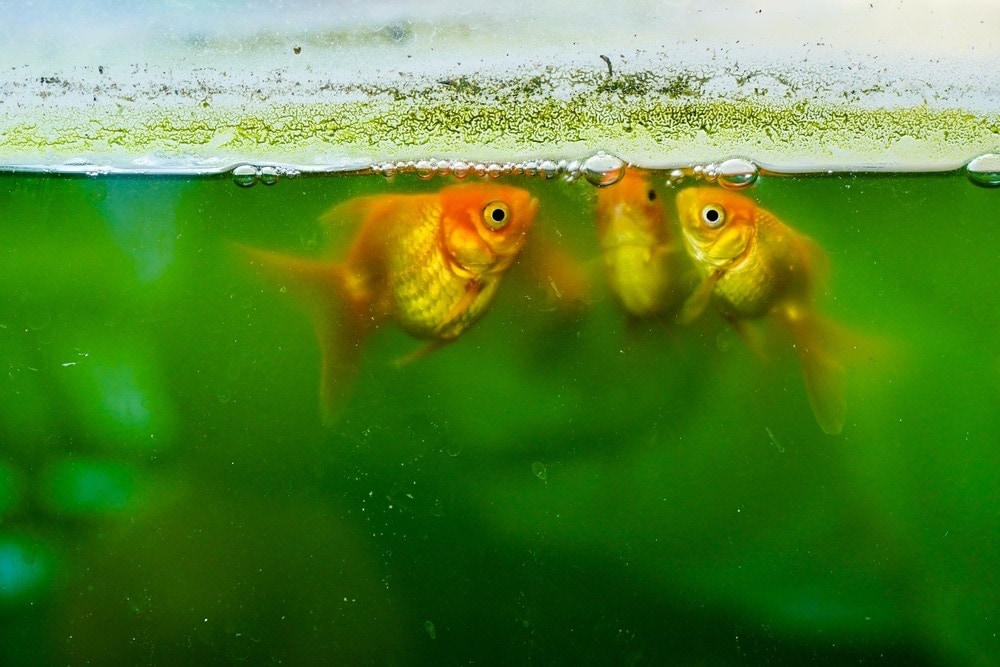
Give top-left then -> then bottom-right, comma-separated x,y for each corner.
241,182 -> 538,420
595,170 -> 691,320
675,186 -> 846,434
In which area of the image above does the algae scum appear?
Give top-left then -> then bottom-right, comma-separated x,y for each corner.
0,163 -> 998,664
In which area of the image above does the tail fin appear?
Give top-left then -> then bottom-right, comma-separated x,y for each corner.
778,307 -> 847,435
234,243 -> 371,424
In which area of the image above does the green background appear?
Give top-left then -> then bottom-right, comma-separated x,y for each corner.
0,169 -> 996,664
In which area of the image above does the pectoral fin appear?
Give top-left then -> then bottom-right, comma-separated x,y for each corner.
779,307 -> 847,435
432,279 -> 483,338
677,269 -> 724,325
394,338 -> 454,367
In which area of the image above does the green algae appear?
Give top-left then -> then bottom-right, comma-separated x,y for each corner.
2,68 -> 997,168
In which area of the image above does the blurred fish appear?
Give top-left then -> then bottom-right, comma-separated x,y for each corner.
596,170 -> 692,321
675,186 -> 847,434
239,182 -> 538,421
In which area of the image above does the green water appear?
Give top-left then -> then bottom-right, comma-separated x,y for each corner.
0,169 -> 997,664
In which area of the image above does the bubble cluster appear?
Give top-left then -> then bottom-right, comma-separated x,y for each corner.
370,151 -> 628,187
692,158 -> 760,189
659,159 -> 761,190
231,164 -> 297,187
966,153 -> 1000,188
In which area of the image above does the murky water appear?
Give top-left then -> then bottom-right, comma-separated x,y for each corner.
0,165 -> 997,663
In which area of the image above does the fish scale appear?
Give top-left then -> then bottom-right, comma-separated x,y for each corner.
387,204 -> 498,340
714,211 -> 811,319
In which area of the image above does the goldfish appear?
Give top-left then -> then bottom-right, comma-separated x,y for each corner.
595,170 -> 693,320
239,182 -> 538,421
675,186 -> 847,434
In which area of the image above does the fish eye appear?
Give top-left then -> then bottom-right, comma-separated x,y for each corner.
482,201 -> 510,230
701,204 -> 726,228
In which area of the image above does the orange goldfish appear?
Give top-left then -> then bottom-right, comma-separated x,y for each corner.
240,182 -> 538,421
675,186 -> 846,434
595,170 -> 692,320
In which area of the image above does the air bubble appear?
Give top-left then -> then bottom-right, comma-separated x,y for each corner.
560,160 -> 582,183
451,161 -> 470,178
434,160 -> 452,178
259,166 -> 279,186
232,165 -> 258,188
414,160 -> 434,180
538,160 -> 559,179
966,153 -> 1000,187
714,158 -> 759,189
581,151 -> 626,187
486,163 -> 503,178
531,461 -> 548,481
667,169 -> 686,185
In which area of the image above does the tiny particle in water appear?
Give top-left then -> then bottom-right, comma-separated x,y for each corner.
531,461 -> 547,481
292,45 -> 302,55
424,620 -> 436,639
765,427 -> 785,452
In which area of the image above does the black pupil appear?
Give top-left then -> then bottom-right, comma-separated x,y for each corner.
491,207 -> 506,223
647,189 -> 656,201
705,208 -> 720,223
